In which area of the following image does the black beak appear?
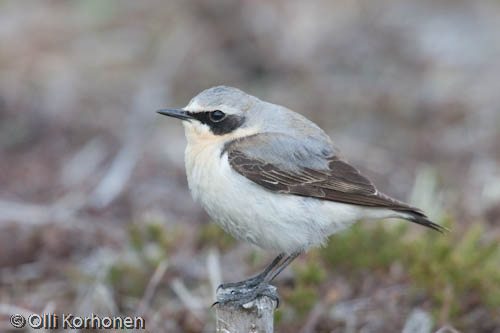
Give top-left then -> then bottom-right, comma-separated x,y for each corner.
156,109 -> 193,121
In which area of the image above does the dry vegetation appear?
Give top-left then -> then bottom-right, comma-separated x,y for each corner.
1,1 -> 500,332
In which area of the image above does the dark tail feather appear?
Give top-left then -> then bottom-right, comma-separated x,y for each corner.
403,210 -> 449,233
369,192 -> 448,233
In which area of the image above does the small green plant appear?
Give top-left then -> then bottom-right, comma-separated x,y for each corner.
108,262 -> 151,299
273,308 -> 284,325
281,253 -> 325,318
128,221 -> 176,252
285,285 -> 319,318
406,222 -> 500,320
107,221 -> 174,306
197,223 -> 237,251
293,254 -> 326,286
319,218 -> 500,325
320,222 -> 407,273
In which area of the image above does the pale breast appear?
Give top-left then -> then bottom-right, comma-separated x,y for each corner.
184,142 -> 252,240
183,140 -> 367,253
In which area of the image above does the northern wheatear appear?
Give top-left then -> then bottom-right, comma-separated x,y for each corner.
157,86 -> 446,307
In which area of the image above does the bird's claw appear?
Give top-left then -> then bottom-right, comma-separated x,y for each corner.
259,288 -> 280,308
215,283 -> 279,308
217,275 -> 264,292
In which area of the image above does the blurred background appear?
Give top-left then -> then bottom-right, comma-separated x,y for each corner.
0,0 -> 499,332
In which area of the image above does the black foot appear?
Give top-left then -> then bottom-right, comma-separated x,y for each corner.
215,283 -> 280,308
217,273 -> 265,291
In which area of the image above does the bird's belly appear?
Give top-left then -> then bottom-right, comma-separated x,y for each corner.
185,146 -> 360,253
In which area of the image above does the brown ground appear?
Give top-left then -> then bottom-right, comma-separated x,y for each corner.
0,1 -> 499,332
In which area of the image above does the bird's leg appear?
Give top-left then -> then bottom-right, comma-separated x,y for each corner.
216,251 -> 302,308
217,253 -> 284,291
265,251 -> 301,283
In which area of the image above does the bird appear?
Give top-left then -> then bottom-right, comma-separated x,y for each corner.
157,85 -> 446,307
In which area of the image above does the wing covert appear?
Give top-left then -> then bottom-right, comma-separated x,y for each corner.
225,133 -> 416,211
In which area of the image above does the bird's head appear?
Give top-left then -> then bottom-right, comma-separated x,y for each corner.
157,86 -> 262,144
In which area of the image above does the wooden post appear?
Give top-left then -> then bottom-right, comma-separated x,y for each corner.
215,286 -> 276,333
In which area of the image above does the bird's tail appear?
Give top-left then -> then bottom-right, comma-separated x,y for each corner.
399,209 -> 449,233
375,191 -> 448,233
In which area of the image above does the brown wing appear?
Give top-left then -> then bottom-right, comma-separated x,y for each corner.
227,149 -> 418,212
224,134 -> 447,233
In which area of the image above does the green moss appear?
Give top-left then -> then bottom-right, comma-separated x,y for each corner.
147,222 -> 165,243
107,262 -> 150,298
273,309 -> 284,325
107,221 -> 174,305
128,221 -> 179,255
320,222 -> 407,272
285,286 -> 318,318
246,250 -> 261,268
293,254 -> 326,286
197,223 -> 237,251
406,222 -> 500,320
319,218 -> 500,324
128,224 -> 144,251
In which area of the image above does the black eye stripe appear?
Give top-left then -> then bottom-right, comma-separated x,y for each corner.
186,111 -> 213,124
186,111 -> 245,135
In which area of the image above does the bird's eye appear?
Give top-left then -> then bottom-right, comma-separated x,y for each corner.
209,110 -> 226,122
